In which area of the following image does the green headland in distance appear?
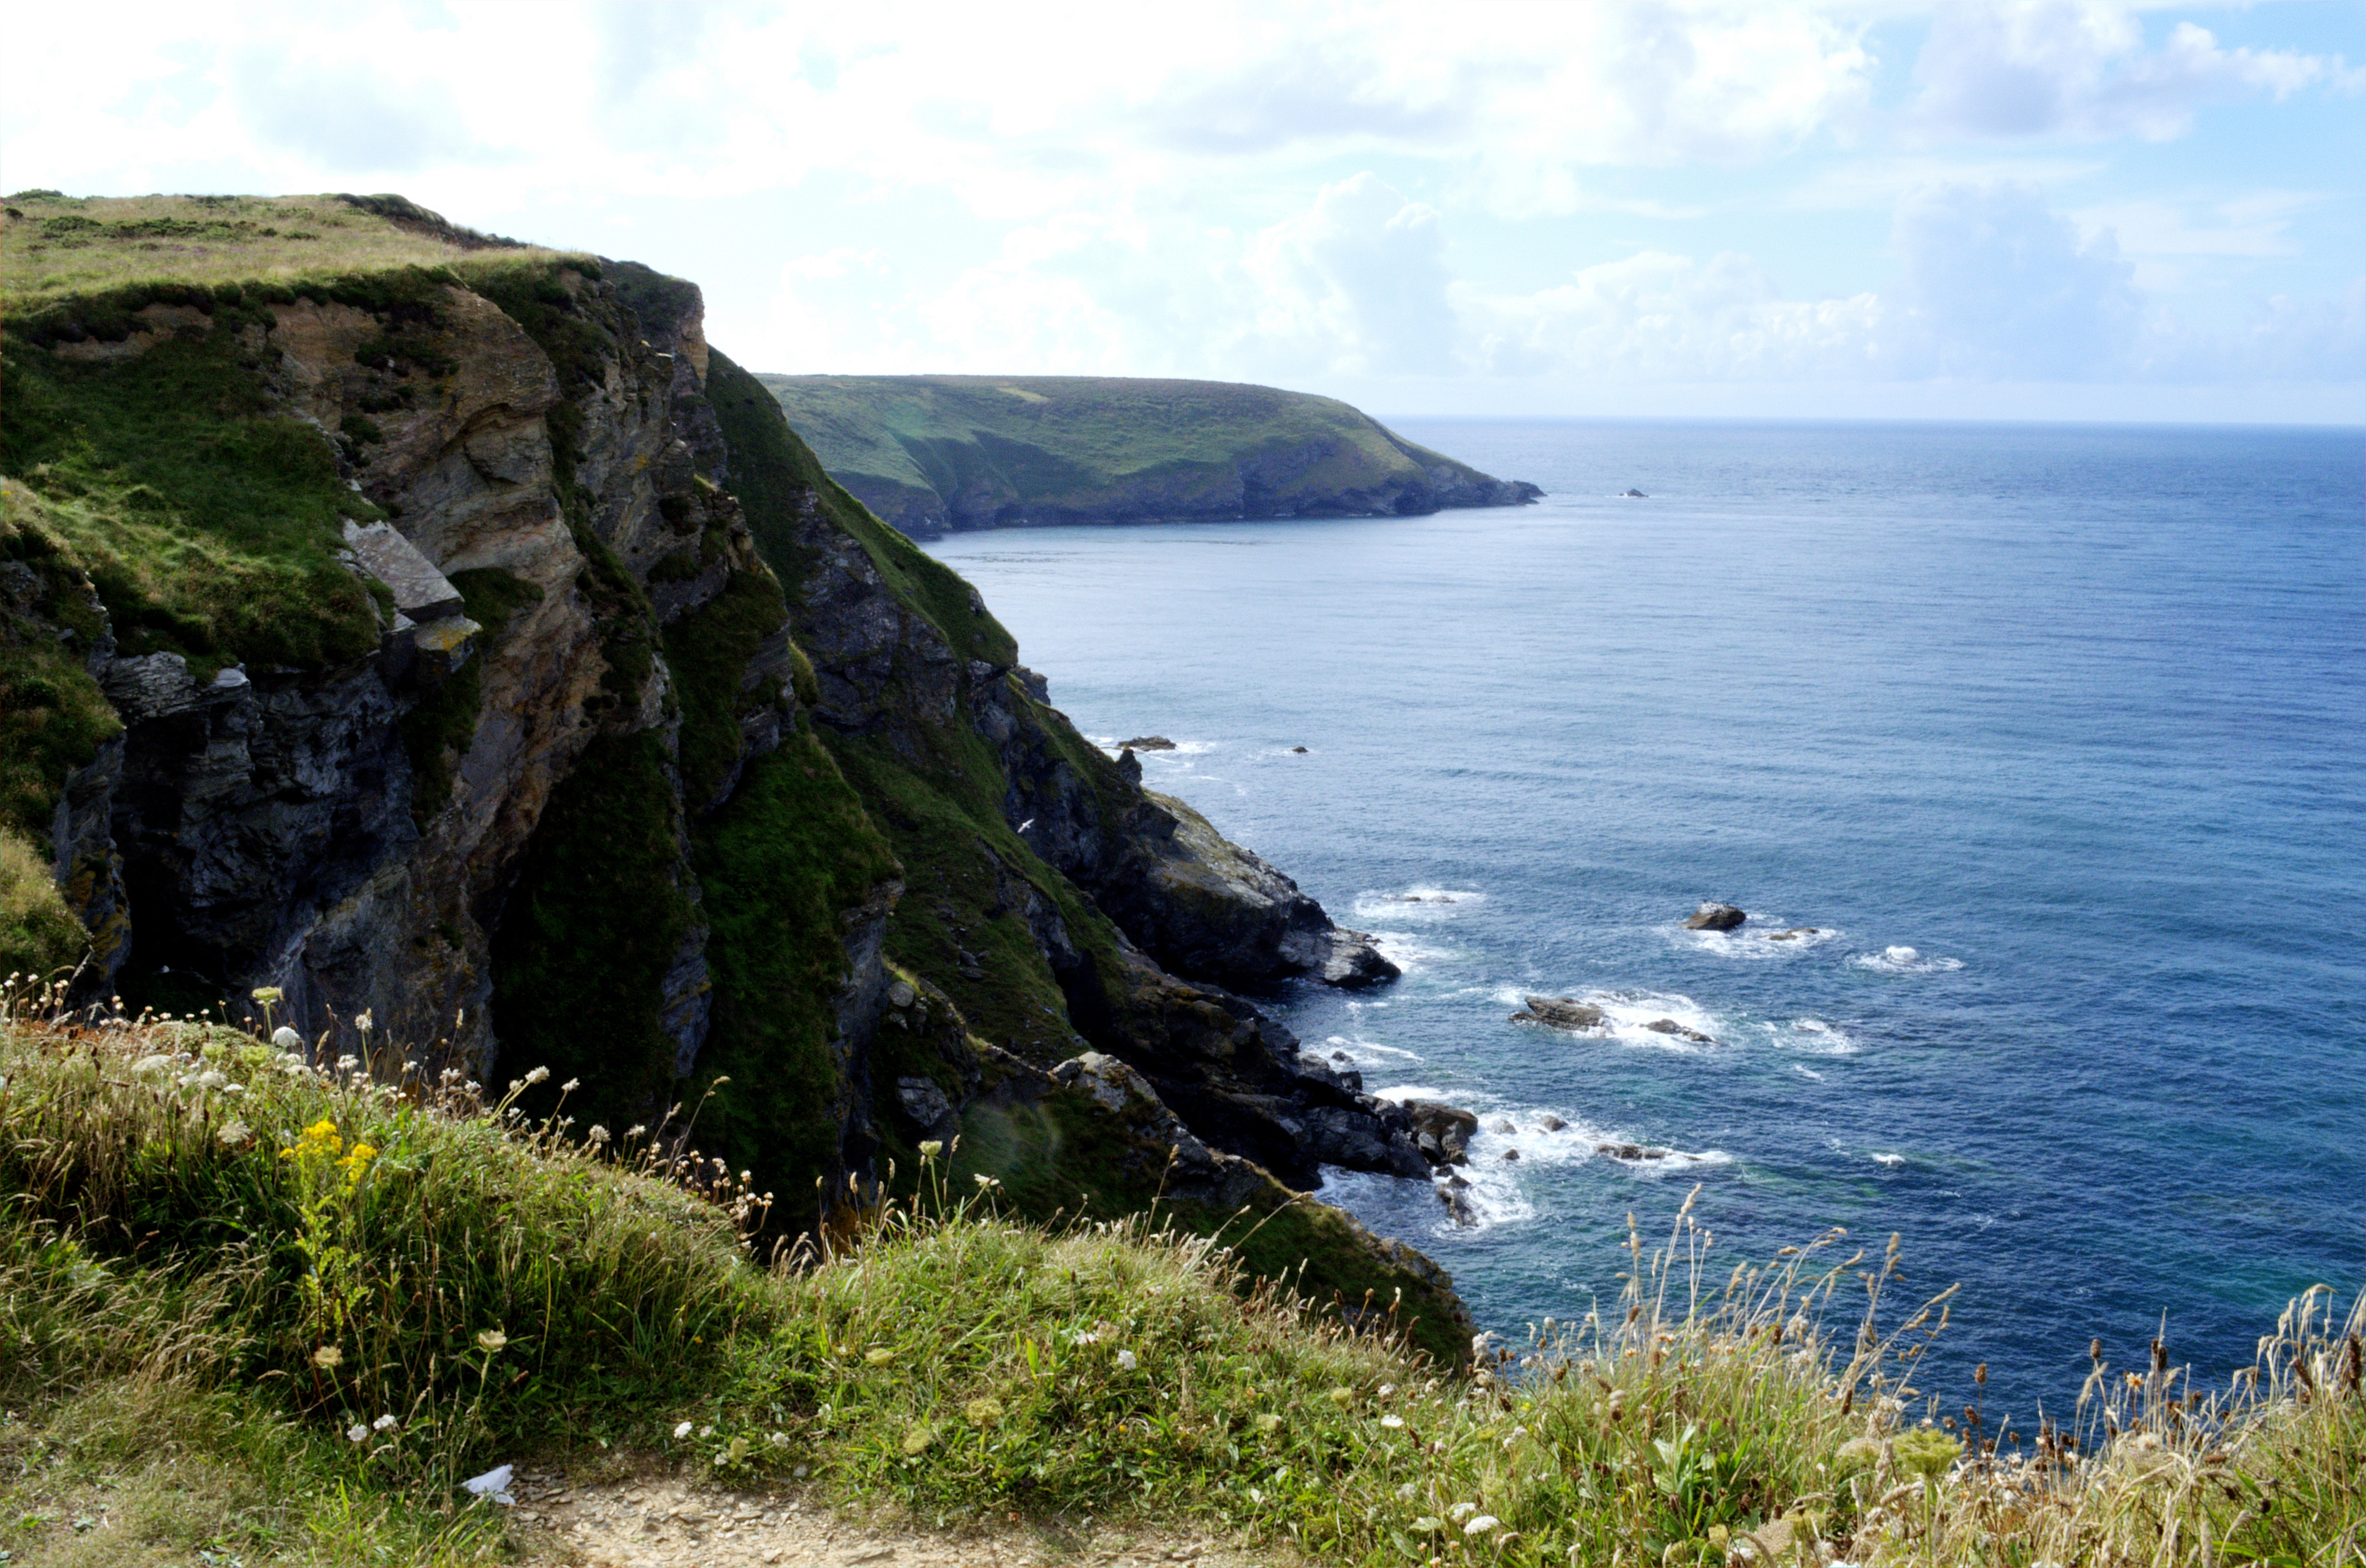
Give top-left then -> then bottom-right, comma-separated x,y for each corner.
758,372 -> 1542,539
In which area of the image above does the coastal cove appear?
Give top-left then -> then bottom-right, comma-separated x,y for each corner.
926,416 -> 2366,1417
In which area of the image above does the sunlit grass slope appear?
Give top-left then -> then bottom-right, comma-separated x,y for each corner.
1,1002 -> 2355,1568
759,372 -> 1499,533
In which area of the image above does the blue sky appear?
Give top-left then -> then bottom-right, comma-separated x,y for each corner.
5,1 -> 2360,422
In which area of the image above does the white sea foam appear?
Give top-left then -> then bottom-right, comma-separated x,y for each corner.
1785,1017 -> 1862,1055
1491,985 -> 1725,1049
1672,921 -> 1842,960
1792,1064 -> 1825,1080
1367,930 -> 1457,971
1320,1034 -> 1426,1070
1851,945 -> 1964,975
1871,1152 -> 1907,1168
1351,886 -> 1485,924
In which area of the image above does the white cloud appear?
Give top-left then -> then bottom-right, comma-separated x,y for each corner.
1907,2 -> 2362,142
1890,180 -> 2141,377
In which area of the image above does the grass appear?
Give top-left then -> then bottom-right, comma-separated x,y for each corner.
1,1002 -> 2355,1568
0,192 -> 527,312
756,371 -> 1499,533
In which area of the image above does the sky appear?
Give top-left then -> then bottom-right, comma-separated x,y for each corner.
4,1 -> 2362,423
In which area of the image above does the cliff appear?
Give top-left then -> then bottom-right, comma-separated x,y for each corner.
757,373 -> 1542,539
0,193 -> 1470,1361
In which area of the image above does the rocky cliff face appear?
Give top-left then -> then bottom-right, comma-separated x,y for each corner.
2,244 -> 1474,1362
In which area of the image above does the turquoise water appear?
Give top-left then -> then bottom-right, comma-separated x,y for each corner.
924,419 -> 2365,1418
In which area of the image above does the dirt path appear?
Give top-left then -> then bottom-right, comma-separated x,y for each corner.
506,1466 -> 1273,1568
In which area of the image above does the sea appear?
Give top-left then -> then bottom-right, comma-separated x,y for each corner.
922,418 -> 2366,1423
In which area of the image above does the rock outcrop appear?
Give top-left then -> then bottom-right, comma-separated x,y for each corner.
1684,902 -> 1747,931
1512,994 -> 1607,1031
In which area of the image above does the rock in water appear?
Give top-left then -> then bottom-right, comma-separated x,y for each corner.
1512,994 -> 1606,1031
1403,1100 -> 1479,1166
1684,902 -> 1747,931
1644,1018 -> 1715,1044
1119,735 -> 1177,751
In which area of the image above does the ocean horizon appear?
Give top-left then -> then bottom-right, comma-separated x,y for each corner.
926,414 -> 2366,1421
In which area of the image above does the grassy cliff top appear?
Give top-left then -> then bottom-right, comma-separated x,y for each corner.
3,1010 -> 2356,1567
0,190 -> 554,310
758,372 -> 1486,509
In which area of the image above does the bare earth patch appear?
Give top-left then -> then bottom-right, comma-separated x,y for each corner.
508,1467 -> 1274,1568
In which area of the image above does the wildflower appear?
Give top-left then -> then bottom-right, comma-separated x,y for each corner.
523,1066 -> 550,1086
1328,1386 -> 1355,1405
1252,1413 -> 1282,1435
674,1421 -> 695,1439
974,1172 -> 998,1188
1413,1517 -> 1444,1532
312,1346 -> 344,1369
865,1348 -> 895,1365
1068,1328 -> 1100,1346
964,1397 -> 1004,1424
699,1425 -> 713,1438
1449,1503 -> 1478,1520
1116,1349 -> 1138,1372
561,1077 -> 580,1092
1464,1515 -> 1500,1535
902,1423 -> 936,1455
1379,1383 -> 1396,1397
347,1422 -> 369,1442
218,1119 -> 252,1147
588,1124 -> 610,1144
1397,1483 -> 1417,1501
769,1431 -> 790,1447
919,1140 -> 944,1158
336,1056 -> 361,1074
476,1329 -> 508,1353
1381,1414 -> 1405,1428
185,1068 -> 228,1090
373,1414 -> 398,1432
131,1054 -> 175,1076
626,1124 -> 647,1139
272,1025 -> 302,1050
252,986 -> 284,1005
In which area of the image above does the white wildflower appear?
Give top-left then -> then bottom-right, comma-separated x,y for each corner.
1449,1502 -> 1478,1519
354,1010 -> 372,1032
373,1414 -> 398,1432
524,1066 -> 550,1086
217,1119 -> 252,1147
347,1423 -> 369,1443
561,1077 -> 580,1091
698,1424 -> 713,1439
1381,1414 -> 1405,1428
1397,1482 -> 1417,1501
1464,1515 -> 1500,1535
1413,1517 -> 1444,1532
918,1139 -> 943,1158
131,1054 -> 175,1076
1379,1383 -> 1396,1397
588,1124 -> 610,1144
272,1025 -> 302,1050
674,1421 -> 695,1439
626,1123 -> 646,1139
1116,1349 -> 1138,1371
336,1055 -> 360,1074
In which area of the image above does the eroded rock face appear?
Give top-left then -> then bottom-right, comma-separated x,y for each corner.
1684,902 -> 1747,931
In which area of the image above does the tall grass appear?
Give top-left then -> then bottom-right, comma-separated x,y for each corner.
0,991 -> 2356,1567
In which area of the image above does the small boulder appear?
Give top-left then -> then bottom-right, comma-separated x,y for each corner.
1684,902 -> 1746,931
1597,1142 -> 1671,1162
1537,1114 -> 1566,1132
1437,1182 -> 1479,1227
1644,1017 -> 1715,1044
1622,488 -> 1648,498
1488,1118 -> 1518,1136
1290,745 -> 1308,753
1500,1147 -> 1521,1162
1767,926 -> 1822,942
1120,735 -> 1177,751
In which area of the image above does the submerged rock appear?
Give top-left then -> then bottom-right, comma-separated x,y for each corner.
1767,926 -> 1822,942
1120,735 -> 1177,751
1684,902 -> 1747,931
1597,1142 -> 1672,1162
1644,1018 -> 1715,1044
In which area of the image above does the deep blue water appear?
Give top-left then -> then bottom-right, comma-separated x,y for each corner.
923,419 -> 2366,1422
